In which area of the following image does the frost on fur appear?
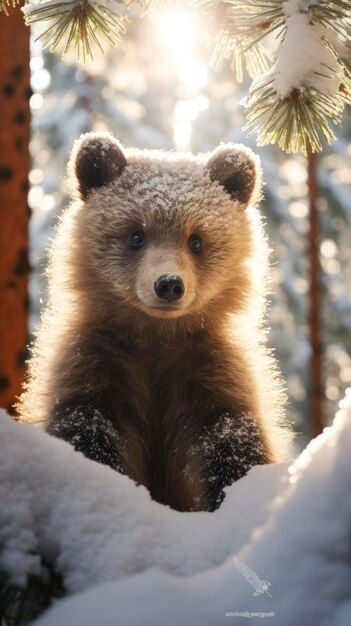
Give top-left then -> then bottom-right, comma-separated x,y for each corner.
18,132 -> 292,513
206,144 -> 261,206
71,132 -> 127,199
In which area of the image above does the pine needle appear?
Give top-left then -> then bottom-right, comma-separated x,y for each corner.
245,80 -> 350,155
210,33 -> 272,82
0,0 -> 20,16
125,0 -> 169,17
195,0 -> 351,154
24,0 -> 130,61
13,0 -> 351,153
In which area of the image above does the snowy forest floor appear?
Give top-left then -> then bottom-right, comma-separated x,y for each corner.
1,391 -> 351,626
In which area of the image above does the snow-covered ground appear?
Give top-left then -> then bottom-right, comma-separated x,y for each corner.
1,390 -> 351,626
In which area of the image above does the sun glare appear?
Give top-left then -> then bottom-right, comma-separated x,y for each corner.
157,10 -> 209,151
158,12 -> 195,52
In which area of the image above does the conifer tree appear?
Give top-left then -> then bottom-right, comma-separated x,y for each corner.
0,4 -> 30,417
1,0 -> 349,154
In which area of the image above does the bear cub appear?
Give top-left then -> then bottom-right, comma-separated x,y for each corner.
18,132 -> 291,512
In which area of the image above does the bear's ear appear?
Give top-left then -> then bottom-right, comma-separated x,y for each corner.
206,144 -> 262,207
70,132 -> 127,200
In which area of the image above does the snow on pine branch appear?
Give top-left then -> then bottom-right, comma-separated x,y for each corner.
11,0 -> 351,154
197,0 -> 351,154
245,0 -> 351,154
274,8 -> 341,97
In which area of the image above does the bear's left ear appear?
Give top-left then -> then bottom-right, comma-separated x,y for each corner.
206,144 -> 262,207
69,131 -> 127,200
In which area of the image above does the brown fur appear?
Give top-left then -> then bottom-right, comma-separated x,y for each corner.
17,132 -> 292,512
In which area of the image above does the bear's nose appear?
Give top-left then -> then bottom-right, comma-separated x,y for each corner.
154,274 -> 184,302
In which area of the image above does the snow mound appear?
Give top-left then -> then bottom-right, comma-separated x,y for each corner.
0,411 -> 285,594
1,389 -> 351,626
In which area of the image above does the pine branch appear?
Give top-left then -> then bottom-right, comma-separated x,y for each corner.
196,0 -> 351,154
24,0 -> 130,61
216,0 -> 351,51
245,7 -> 351,154
194,0 -> 283,81
23,0 -> 169,60
10,0 -> 351,154
196,0 -> 351,80
245,79 -> 350,155
0,0 -> 21,16
210,34 -> 272,82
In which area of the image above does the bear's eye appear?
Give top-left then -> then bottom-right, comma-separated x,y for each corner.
130,231 -> 145,249
189,235 -> 202,253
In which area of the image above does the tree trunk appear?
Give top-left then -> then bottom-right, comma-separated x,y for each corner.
307,145 -> 323,438
0,5 -> 30,415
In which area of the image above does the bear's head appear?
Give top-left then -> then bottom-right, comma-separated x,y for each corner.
67,132 -> 264,323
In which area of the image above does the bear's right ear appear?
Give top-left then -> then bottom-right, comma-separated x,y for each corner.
69,132 -> 127,200
206,143 -> 261,208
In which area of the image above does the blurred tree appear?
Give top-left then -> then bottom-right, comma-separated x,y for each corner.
306,146 -> 323,437
0,5 -> 30,414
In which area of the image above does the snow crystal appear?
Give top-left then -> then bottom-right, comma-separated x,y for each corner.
49,407 -> 125,473
283,0 -> 311,17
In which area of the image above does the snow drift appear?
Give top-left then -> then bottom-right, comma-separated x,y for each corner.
1,389 -> 351,626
